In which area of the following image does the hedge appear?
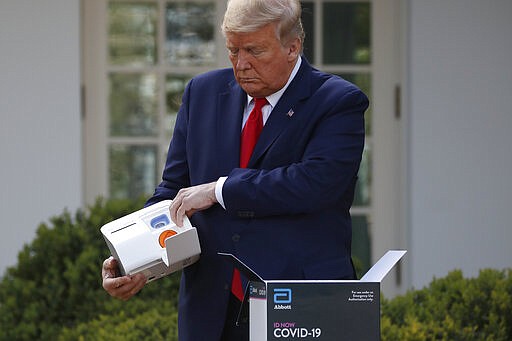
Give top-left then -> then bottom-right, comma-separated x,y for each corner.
381,268 -> 512,340
0,198 -> 180,341
0,198 -> 510,340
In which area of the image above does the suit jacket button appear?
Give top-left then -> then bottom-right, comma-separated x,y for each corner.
232,234 -> 240,242
237,210 -> 255,218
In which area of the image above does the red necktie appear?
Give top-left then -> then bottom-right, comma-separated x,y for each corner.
239,98 -> 268,168
231,97 -> 268,301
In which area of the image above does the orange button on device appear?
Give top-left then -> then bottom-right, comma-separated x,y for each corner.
159,230 -> 177,248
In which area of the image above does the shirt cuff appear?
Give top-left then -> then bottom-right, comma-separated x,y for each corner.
215,176 -> 228,209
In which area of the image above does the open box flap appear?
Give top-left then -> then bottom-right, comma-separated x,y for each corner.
219,250 -> 407,284
360,250 -> 407,282
218,252 -> 265,283
218,252 -> 261,326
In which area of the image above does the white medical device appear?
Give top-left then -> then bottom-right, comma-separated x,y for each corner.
101,200 -> 201,282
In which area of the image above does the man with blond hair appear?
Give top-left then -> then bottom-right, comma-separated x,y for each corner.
102,0 -> 368,339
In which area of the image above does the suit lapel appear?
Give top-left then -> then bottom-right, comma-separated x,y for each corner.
216,80 -> 246,172
249,59 -> 313,167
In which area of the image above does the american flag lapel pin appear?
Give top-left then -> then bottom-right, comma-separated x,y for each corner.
286,109 -> 294,117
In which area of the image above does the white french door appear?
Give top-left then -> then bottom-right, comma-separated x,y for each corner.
83,0 -> 405,295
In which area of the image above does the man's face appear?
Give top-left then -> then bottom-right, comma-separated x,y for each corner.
225,23 -> 300,98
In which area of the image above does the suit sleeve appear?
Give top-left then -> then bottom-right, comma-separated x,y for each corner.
222,84 -> 368,217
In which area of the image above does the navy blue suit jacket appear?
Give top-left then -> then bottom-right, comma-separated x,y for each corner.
146,58 -> 368,341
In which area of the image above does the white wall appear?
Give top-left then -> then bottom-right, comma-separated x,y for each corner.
407,0 -> 512,288
0,0 -> 81,275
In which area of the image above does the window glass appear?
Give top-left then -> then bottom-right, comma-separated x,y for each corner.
109,73 -> 158,136
353,144 -> 371,206
323,2 -> 371,64
165,75 -> 192,138
301,1 -> 315,64
109,144 -> 157,199
337,73 -> 371,206
352,214 -> 372,277
338,73 -> 371,135
165,2 -> 216,66
108,2 -> 157,66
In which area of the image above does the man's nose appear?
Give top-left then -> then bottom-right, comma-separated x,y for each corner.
236,50 -> 251,70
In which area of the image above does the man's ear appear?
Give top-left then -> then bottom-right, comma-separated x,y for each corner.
287,37 -> 301,61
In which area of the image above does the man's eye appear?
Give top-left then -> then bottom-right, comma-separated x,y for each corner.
228,49 -> 238,56
249,49 -> 263,56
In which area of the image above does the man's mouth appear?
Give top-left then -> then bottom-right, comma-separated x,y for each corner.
239,77 -> 257,83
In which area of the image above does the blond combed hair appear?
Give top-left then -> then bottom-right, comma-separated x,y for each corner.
221,0 -> 305,48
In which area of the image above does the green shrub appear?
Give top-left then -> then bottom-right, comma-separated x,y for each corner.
57,303 -> 178,341
1,198 -> 510,340
0,198 -> 180,341
381,269 -> 512,341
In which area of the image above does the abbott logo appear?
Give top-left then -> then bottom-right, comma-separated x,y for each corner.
273,288 -> 292,309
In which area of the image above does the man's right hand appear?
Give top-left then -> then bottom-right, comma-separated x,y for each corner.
102,256 -> 147,301
169,181 -> 218,227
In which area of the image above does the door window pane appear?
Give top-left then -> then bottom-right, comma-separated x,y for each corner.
338,73 -> 371,206
352,214 -> 372,277
109,73 -> 158,136
323,2 -> 371,64
301,1 -> 315,64
108,2 -> 157,66
338,73 -> 371,135
353,144 -> 371,206
165,2 -> 216,66
109,144 -> 157,199
166,75 -> 192,138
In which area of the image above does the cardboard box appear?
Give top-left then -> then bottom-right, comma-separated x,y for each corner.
101,200 -> 201,282
220,250 -> 406,340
